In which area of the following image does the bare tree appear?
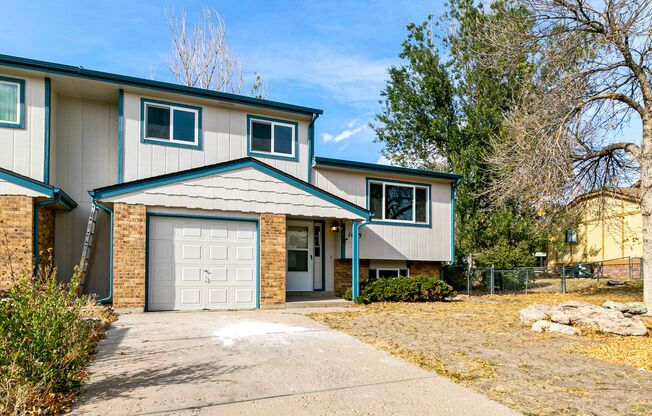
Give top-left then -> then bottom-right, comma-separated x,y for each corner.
165,5 -> 267,97
479,0 -> 652,306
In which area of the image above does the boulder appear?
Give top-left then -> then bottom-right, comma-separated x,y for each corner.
552,301 -> 648,336
626,302 -> 648,315
531,320 -> 580,336
602,300 -> 629,312
520,304 -> 549,325
548,310 -> 571,325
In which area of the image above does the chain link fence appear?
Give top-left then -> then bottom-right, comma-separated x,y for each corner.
442,257 -> 643,296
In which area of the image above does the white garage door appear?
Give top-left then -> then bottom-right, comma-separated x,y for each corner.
148,216 -> 258,311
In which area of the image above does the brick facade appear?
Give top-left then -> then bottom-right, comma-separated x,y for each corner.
0,195 -> 34,289
334,259 -> 370,296
112,203 -> 147,309
37,205 -> 55,269
260,213 -> 286,305
407,261 -> 442,278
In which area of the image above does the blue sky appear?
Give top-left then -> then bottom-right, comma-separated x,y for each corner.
0,0 -> 443,164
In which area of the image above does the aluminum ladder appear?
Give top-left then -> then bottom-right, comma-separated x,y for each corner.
78,204 -> 99,290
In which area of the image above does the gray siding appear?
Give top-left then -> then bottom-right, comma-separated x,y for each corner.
313,168 -> 452,262
52,95 -> 118,292
0,73 -> 45,182
122,92 -> 309,183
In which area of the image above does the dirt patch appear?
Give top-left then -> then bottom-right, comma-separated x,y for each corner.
309,280 -> 652,416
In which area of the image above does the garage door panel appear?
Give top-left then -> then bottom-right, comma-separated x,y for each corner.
149,216 -> 257,311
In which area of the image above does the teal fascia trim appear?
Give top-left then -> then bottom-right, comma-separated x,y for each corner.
117,89 -> 124,183
313,156 -> 462,181
365,177 -> 432,228
340,221 -> 346,259
0,167 -> 77,210
140,98 -> 203,150
0,54 -> 323,116
90,158 -> 371,219
43,77 -> 51,183
307,113 -> 320,183
145,213 -> 261,310
93,200 -> 113,304
0,75 -> 25,129
246,114 -> 299,162
450,178 -> 461,264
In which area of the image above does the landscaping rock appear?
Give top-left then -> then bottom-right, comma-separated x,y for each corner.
548,310 -> 571,325
553,301 -> 648,336
520,304 -> 549,325
626,302 -> 648,315
602,300 -> 629,312
531,320 -> 580,335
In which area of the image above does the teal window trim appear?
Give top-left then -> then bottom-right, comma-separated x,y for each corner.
246,114 -> 299,162
0,75 -> 25,129
0,54 -> 322,117
140,97 -> 203,150
117,89 -> 124,182
43,77 -> 51,183
145,212 -> 260,311
340,221 -> 347,259
450,179 -> 460,264
89,157 -> 371,219
365,177 -> 432,228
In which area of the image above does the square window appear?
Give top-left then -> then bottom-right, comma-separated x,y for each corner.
173,109 -> 196,142
251,121 -> 272,152
273,124 -> 293,154
0,77 -> 24,128
146,105 -> 170,140
415,188 -> 427,223
385,185 -> 413,221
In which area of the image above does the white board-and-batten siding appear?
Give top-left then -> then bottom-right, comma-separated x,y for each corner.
313,168 -> 452,262
103,166 -> 362,220
0,74 -> 45,183
122,92 -> 310,183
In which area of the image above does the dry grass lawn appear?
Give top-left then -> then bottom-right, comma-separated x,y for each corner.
309,281 -> 652,416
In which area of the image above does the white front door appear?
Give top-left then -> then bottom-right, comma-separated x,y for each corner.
286,220 -> 314,291
148,216 -> 258,311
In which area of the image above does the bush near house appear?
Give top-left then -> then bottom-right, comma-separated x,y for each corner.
347,275 -> 456,304
0,261 -> 115,415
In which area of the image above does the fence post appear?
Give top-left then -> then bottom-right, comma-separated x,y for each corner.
525,269 -> 529,294
628,256 -> 632,280
641,257 -> 644,280
466,267 -> 471,296
561,266 -> 566,294
490,265 -> 495,295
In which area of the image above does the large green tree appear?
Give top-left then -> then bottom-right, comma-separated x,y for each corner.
372,0 -> 545,268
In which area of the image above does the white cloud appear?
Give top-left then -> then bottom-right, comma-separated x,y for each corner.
376,155 -> 391,165
320,133 -> 333,142
321,121 -> 368,144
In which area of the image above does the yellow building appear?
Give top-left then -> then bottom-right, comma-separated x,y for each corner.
547,184 -> 642,276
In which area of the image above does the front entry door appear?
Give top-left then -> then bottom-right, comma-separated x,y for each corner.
286,221 -> 314,291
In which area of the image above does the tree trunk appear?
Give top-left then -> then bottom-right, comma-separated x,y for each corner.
641,120 -> 652,308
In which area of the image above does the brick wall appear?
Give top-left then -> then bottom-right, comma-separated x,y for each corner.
334,259 -> 369,296
112,203 -> 146,309
260,213 -> 286,305
601,263 -> 642,280
0,195 -> 34,289
37,205 -> 55,269
408,261 -> 442,278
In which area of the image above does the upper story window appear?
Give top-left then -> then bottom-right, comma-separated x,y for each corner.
247,115 -> 298,161
141,98 -> 202,149
0,76 -> 25,129
368,179 -> 430,225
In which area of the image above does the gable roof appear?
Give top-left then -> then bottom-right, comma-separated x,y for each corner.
89,158 -> 371,219
312,156 -> 462,181
0,54 -> 323,116
0,167 -> 77,210
572,184 -> 641,206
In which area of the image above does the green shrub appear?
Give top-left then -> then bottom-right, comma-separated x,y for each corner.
0,265 -> 114,414
342,287 -> 352,301
355,275 -> 456,304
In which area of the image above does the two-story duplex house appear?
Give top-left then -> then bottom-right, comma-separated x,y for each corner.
0,54 -> 460,311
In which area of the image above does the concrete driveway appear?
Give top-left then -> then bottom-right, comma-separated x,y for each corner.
72,309 -> 519,416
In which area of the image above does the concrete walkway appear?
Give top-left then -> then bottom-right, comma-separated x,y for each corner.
72,310 -> 520,416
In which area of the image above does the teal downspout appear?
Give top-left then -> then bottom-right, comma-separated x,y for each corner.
92,198 -> 113,304
450,179 -> 461,265
117,89 -> 124,183
43,77 -> 51,184
307,113 -> 320,184
351,219 -> 371,302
